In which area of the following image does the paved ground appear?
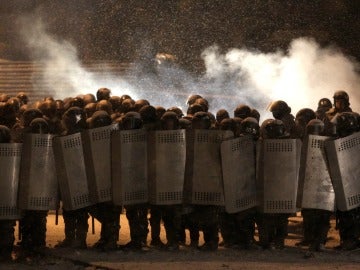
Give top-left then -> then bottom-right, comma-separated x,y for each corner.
1,213 -> 359,270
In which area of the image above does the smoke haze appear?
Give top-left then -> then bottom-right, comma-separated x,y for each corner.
19,17 -> 359,120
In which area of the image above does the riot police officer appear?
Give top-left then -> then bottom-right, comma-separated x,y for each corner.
218,118 -> 239,248
19,118 -> 51,252
316,98 -> 332,121
301,119 -> 333,252
331,112 -> 360,250
326,91 -> 353,121
152,111 -> 183,250
257,119 -> 291,250
215,109 -> 230,129
138,105 -> 160,247
120,112 -> 149,250
294,108 -> 316,141
0,125 -> 16,261
56,107 -> 89,249
88,111 -> 121,251
268,100 -> 296,137
190,112 -> 220,251
237,117 -> 260,249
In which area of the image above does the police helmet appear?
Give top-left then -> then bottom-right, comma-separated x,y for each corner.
121,111 -> 143,130
306,119 -> 325,136
161,111 -> 179,130
96,88 -> 111,101
89,110 -> 112,129
29,118 -> 49,134
268,100 -> 291,119
260,119 -> 288,139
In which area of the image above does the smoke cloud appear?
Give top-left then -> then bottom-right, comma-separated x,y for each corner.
19,17 -> 359,121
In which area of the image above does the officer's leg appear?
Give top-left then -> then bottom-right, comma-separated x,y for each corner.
0,220 -> 15,261
219,211 -> 238,247
101,204 -> 121,251
56,209 -> 76,247
310,210 -> 330,251
149,206 -> 163,246
274,214 -> 289,249
89,203 -> 106,248
73,208 -> 88,249
257,213 -> 271,249
338,209 -> 358,250
162,206 -> 180,250
125,205 -> 143,249
298,209 -> 312,246
198,206 -> 219,251
32,210 -> 48,248
236,209 -> 257,249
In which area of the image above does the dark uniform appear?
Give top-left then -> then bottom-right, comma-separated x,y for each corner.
87,111 -> 121,251
300,119 -> 332,251
190,112 -> 220,251
315,98 -> 332,122
331,111 -> 360,250
120,112 -> 149,250
257,119 -> 292,250
56,107 -> 89,249
0,125 -> 16,261
219,117 -> 259,249
19,118 -> 52,252
150,112 -> 183,250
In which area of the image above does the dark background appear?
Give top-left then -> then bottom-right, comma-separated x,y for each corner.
0,0 -> 359,72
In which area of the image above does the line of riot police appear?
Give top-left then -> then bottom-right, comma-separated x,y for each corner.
0,89 -> 359,261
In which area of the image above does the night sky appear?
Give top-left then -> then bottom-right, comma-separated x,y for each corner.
0,0 -> 359,72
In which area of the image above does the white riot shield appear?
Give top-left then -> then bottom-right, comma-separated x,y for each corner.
325,131 -> 360,211
148,130 -> 186,205
111,129 -> 148,206
221,136 -> 257,213
257,139 -> 302,214
0,143 -> 22,220
184,130 -> 233,206
53,133 -> 92,210
297,135 -> 335,211
82,124 -> 118,203
18,134 -> 59,210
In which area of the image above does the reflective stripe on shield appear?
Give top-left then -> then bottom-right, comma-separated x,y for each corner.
53,133 -> 92,210
112,129 -> 148,206
257,139 -> 301,213
184,130 -> 233,206
82,124 -> 118,203
221,136 -> 257,213
297,135 -> 335,211
325,131 -> 360,211
0,143 -> 22,219
148,130 -> 186,205
18,134 -> 59,210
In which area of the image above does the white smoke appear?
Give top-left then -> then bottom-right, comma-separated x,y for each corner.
19,17 -> 360,121
202,39 -> 360,117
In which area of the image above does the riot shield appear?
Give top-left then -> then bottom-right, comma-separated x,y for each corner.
18,134 -> 59,210
82,124 -> 118,203
184,130 -> 233,206
257,139 -> 301,214
297,135 -> 335,211
111,129 -> 148,206
221,136 -> 257,213
148,130 -> 186,205
325,131 -> 360,211
53,133 -> 92,210
0,143 -> 22,220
